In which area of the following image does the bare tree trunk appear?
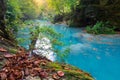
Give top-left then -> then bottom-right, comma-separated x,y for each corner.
0,0 -> 10,40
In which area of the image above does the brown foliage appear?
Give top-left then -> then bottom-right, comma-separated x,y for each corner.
0,48 -> 7,52
0,51 -> 51,80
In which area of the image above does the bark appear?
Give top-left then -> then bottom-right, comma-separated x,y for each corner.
0,0 -> 10,40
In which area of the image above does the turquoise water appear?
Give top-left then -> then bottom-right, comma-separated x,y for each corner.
16,27 -> 31,49
51,24 -> 120,80
17,20 -> 120,80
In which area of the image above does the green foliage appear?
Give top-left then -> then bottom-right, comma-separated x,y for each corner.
6,0 -> 21,30
4,0 -> 42,41
68,0 -> 120,29
47,0 -> 78,15
9,48 -> 18,54
56,48 -> 70,63
6,0 -> 41,25
47,62 -> 62,69
16,38 -> 26,44
38,27 -> 62,39
38,27 -> 70,62
86,21 -> 116,34
27,21 -> 70,62
19,0 -> 40,19
97,0 -> 120,29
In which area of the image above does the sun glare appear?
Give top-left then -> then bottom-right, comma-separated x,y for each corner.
33,0 -> 46,6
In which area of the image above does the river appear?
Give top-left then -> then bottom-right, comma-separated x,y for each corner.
17,20 -> 120,80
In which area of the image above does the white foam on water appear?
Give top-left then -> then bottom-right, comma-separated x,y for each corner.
70,43 -> 92,54
33,37 -> 56,61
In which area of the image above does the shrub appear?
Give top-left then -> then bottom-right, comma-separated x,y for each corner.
86,21 -> 116,34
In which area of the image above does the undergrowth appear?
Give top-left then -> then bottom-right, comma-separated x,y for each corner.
86,21 -> 116,34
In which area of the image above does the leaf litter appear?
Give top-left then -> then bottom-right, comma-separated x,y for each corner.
0,50 -> 64,80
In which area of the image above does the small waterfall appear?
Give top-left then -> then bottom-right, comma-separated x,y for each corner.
33,37 -> 56,61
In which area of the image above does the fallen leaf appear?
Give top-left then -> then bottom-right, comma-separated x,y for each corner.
33,68 -> 41,72
0,48 -> 7,52
9,74 -> 15,80
0,51 -> 52,80
0,72 -> 7,80
57,71 -> 64,77
64,67 -> 70,70
0,56 -> 3,60
4,54 -> 14,58
34,60 -> 41,65
41,61 -> 47,66
52,73 -> 60,80
25,68 -> 29,76
39,71 -> 48,78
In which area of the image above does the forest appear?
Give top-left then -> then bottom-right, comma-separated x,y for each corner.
0,0 -> 120,40
0,0 -> 120,80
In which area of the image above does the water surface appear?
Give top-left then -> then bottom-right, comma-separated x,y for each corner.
51,22 -> 120,80
17,20 -> 120,80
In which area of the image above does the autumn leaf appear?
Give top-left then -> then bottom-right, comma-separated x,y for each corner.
4,54 -> 14,58
57,71 -> 64,77
0,72 -> 7,80
39,71 -> 48,78
0,50 -> 64,80
52,73 -> 60,80
9,74 -> 15,80
33,68 -> 41,72
25,68 -> 29,76
0,48 -> 7,52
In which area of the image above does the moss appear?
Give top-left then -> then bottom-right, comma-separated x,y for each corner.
9,48 -> 18,54
46,62 -> 94,80
63,69 -> 93,80
47,62 -> 62,69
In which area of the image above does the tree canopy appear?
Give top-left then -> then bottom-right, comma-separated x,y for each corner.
0,0 -> 43,40
0,0 -> 120,40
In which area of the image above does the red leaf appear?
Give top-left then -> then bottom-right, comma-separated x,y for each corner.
4,54 -> 14,58
52,73 -> 60,80
0,48 -> 7,52
25,68 -> 29,76
9,74 -> 15,80
33,68 -> 41,72
34,60 -> 41,65
41,61 -> 47,66
0,72 -> 7,80
39,71 -> 48,78
57,71 -> 64,77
